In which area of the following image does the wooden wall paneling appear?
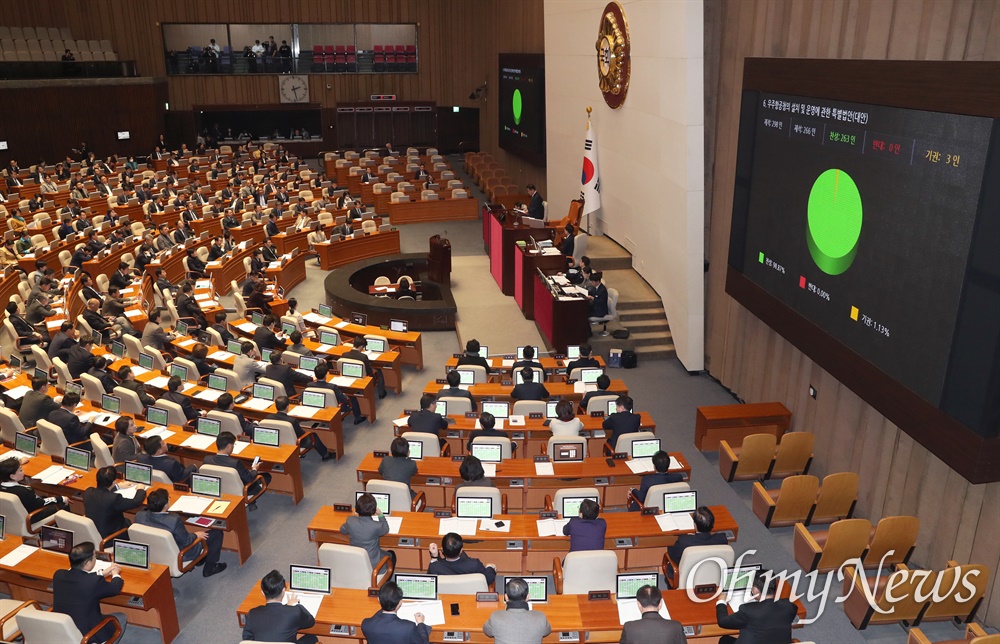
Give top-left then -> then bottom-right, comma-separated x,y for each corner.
969,483 -> 1000,623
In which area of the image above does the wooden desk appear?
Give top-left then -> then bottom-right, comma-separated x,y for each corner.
271,228 -> 312,255
387,196 -> 478,224
267,249 -> 308,294
516,246 -> 568,320
0,536 -> 180,643
229,222 -> 268,246
205,243 -> 255,295
316,230 -> 401,271
534,272 -> 590,355
484,205 -> 557,296
694,402 -> 792,451
190,216 -> 223,237
299,310 -> 424,372
422,380 -> 629,403
144,238 -> 213,284
308,507 -> 737,574
443,357 -> 607,380
355,452 -> 689,512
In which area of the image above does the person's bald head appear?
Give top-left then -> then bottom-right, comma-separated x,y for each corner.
87,298 -> 101,310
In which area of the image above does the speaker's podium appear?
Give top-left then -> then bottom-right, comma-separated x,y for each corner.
428,234 -> 451,285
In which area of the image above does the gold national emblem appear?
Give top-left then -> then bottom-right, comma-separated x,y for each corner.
596,2 -> 630,109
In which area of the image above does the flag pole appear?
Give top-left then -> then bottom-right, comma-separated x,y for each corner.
585,106 -> 593,234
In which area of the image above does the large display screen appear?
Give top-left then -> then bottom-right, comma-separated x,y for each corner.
498,53 -> 546,166
737,92 -> 990,404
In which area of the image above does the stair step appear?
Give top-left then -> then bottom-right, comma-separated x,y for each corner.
627,331 -> 673,343
634,344 -> 677,360
620,318 -> 670,332
589,256 -> 633,271
619,307 -> 666,322
615,299 -> 663,311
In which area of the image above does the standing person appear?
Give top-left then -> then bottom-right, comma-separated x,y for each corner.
241,570 -> 318,644
483,577 -> 551,644
339,493 -> 394,567
562,498 -> 606,552
525,184 -> 544,219
715,573 -> 797,644
52,543 -> 128,643
360,582 -> 430,644
619,585 -> 686,644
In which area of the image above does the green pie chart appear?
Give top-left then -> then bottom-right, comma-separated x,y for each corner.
512,89 -> 522,125
807,168 -> 863,276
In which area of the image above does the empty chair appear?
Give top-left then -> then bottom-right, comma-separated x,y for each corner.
793,518 -> 872,573
769,432 -> 815,479
122,334 -> 143,361
907,623 -> 996,644
553,550 -> 618,594
545,435 -> 588,459
128,523 -> 206,577
91,433 -> 114,469
456,364 -> 487,384
438,396 -> 472,416
15,605 -> 123,644
80,372 -> 107,402
156,399 -> 190,428
864,516 -> 920,568
752,474 -> 819,528
454,485 -> 507,514
0,408 -> 27,444
206,410 -> 244,437
318,543 -> 394,590
921,562 -> 990,623
719,433 -> 777,482
437,573 -> 489,594
402,431 -> 444,458
199,463 -> 267,506
664,544 -> 735,590
809,471 -> 859,525
608,430 -> 657,456
470,435 -> 512,460
52,357 -> 74,390
257,418 -> 318,458
36,418 -> 75,456
366,479 -> 425,513
544,487 -> 601,516
512,400 -> 546,416
585,394 -> 618,416
842,563 -> 929,629
54,510 -> 123,552
110,385 -> 141,415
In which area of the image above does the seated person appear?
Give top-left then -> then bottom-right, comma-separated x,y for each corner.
0,457 -> 69,522
550,400 -> 583,437
287,330 -> 312,357
343,336 -> 387,399
21,375 -> 61,429
190,343 -> 217,376
562,498 -> 606,552
311,361 -> 366,425
377,437 -> 418,499
52,542 -> 127,644
252,314 -> 286,352
138,435 -> 196,483
715,572 -> 797,644
427,532 -> 497,587
621,586 -> 686,644
161,375 -> 200,422
135,488 -> 226,577
361,582 -> 430,643
483,578 -> 551,643
211,311 -> 235,345
247,281 -> 274,315
265,350 -> 312,399
456,338 -> 490,372
603,395 -> 641,452
86,356 -> 117,393
665,507 -> 728,578
566,343 -> 600,374
340,492 -> 393,567
466,411 -> 515,453
273,396 -> 335,461
203,432 -> 271,506
439,368 -> 477,411
512,345 -> 542,370
586,271 -> 608,319
456,455 -> 492,489
578,374 -> 612,412
84,465 -> 147,538
510,367 -> 549,401
215,393 -> 253,436
242,570 -> 318,644
47,391 -> 95,449
628,450 -> 684,511
112,417 -> 141,463
406,394 -> 447,443
118,366 -> 155,407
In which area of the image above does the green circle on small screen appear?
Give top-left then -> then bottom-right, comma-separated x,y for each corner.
807,168 -> 863,276
512,89 -> 522,126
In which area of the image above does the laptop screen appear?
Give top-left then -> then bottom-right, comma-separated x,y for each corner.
366,338 -> 386,353
298,355 -> 319,372
250,311 -> 264,326
146,406 -> 169,427
253,426 -> 280,447
565,345 -> 581,360
341,362 -> 364,379
456,496 -> 493,518
516,346 -> 538,360
562,496 -> 599,518
226,340 -> 243,354
65,381 -> 83,397
434,400 -> 447,416
514,370 -> 528,385
523,576 -> 548,603
608,400 -> 618,416
15,432 -> 38,456
9,355 -> 20,370
631,438 -> 660,459
261,349 -> 273,364
318,304 -> 333,317
40,525 -> 74,554
477,346 -> 489,359
138,353 -> 154,370
196,417 -> 221,437
546,401 -> 559,418
470,443 -> 502,463
406,440 -> 423,460
114,539 -> 150,569
301,391 -> 325,408
289,565 -> 331,594
281,322 -> 296,336
170,364 -> 189,381
65,446 -> 91,472
175,320 -> 189,336
111,341 -> 126,358
191,473 -> 221,498
580,368 -> 603,384
319,331 -> 339,346
33,367 -> 47,381
207,374 -> 227,391
351,312 -> 367,326
663,491 -> 698,515
395,574 -> 437,600
252,383 -> 275,401
552,442 -> 585,462
356,491 -> 390,515
616,573 -> 659,600
124,461 -> 152,486
456,369 -> 475,385
0,515 -> 5,540
481,401 -> 509,419
390,319 -> 407,333
724,565 -> 762,593
102,394 -> 121,414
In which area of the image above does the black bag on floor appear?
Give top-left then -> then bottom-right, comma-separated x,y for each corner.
613,328 -> 630,339
621,350 -> 638,368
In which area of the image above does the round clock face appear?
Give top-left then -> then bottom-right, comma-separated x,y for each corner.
279,75 -> 309,103
595,2 -> 630,109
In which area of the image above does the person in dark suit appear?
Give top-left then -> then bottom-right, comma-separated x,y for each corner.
211,311 -> 235,345
579,374 -> 613,413
247,281 -> 274,315
566,343 -> 600,375
406,394 -> 447,440
456,338 -> 491,372
53,542 -> 128,643
525,184 -> 544,219
361,582 -> 430,644
439,368 -> 477,411
427,532 -> 497,586
242,271 -> 263,298
620,585 -> 686,644
185,249 -> 207,278
264,351 -> 311,397
587,271 -> 609,319
141,309 -> 175,352
207,236 -> 227,261
137,435 -> 196,483
67,335 -> 98,378
47,392 -> 95,449
253,315 -> 287,352
84,466 -> 147,538
19,376 -> 61,429
0,457 -> 69,522
560,223 -> 576,257
215,393 -> 253,436
263,215 -> 280,238
466,411 -> 516,454
347,202 -> 365,222
109,263 -> 133,290
715,573 -> 797,644
5,302 -> 43,348
562,498 -> 607,552
310,361 -> 366,425
135,488 -> 226,577
603,396 -> 643,452
512,345 -> 543,370
628,450 -> 684,511
161,376 -> 200,422
510,367 -> 549,401
343,336 -> 387,398
273,396 -> 334,461
665,507 -> 729,578
190,343 -> 217,377
203,432 -> 271,503
86,356 -> 118,393
48,322 -> 77,362
242,569 -> 318,643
